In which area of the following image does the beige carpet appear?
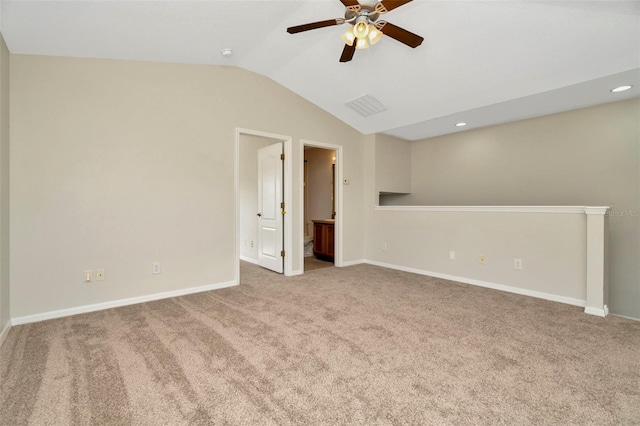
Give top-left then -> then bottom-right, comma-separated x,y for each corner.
1,262 -> 639,425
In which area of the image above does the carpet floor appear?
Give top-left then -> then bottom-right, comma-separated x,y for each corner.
1,262 -> 639,425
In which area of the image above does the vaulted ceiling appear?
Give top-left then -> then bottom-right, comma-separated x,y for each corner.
2,0 -> 639,140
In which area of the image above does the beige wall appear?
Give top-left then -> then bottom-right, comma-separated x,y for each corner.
375,133 -> 411,196
389,99 -> 640,318
0,34 -> 10,332
364,133 -> 592,308
10,54 -> 366,319
305,148 -> 335,232
366,208 -> 589,303
7,52 -> 637,321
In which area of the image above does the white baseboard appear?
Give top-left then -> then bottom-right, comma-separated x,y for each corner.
239,255 -> 259,265
584,305 -> 609,317
339,259 -> 366,267
610,313 -> 640,322
11,280 -> 238,326
365,260 -> 587,308
0,320 -> 11,349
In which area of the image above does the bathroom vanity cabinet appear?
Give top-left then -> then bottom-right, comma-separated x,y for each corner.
312,220 -> 334,262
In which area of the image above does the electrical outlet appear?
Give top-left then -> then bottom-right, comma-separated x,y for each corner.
449,251 -> 456,260
96,268 -> 105,281
152,262 -> 161,275
83,270 -> 92,283
514,258 -> 523,270
251,241 -> 254,248
382,242 -> 388,251
479,256 -> 486,265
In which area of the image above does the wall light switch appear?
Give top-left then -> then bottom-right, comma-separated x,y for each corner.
83,270 -> 92,283
449,251 -> 456,260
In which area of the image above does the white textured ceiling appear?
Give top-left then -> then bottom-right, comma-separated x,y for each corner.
2,0 -> 639,140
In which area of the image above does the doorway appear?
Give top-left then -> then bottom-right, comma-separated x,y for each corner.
235,129 -> 292,281
300,140 -> 343,274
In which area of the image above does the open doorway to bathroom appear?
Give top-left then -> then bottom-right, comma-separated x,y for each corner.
303,146 -> 336,272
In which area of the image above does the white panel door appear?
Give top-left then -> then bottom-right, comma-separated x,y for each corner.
257,142 -> 284,273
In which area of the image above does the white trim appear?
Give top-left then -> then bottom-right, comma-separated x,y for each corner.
235,128 -> 294,278
283,136 -> 293,276
375,206 -> 599,214
290,269 -> 303,276
299,139 -> 344,272
584,306 -> 608,317
11,280 -> 237,326
584,206 -> 610,215
340,259 -> 366,267
239,255 -> 259,265
365,260 -> 587,308
0,320 -> 11,348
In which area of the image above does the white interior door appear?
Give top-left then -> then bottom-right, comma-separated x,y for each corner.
257,142 -> 284,273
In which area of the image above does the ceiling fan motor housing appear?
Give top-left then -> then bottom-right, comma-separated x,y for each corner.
345,4 -> 380,24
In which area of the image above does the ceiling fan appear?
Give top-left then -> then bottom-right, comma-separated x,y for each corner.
287,0 -> 424,63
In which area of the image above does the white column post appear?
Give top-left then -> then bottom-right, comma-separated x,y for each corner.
584,207 -> 610,317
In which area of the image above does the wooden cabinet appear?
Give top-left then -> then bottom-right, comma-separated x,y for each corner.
312,220 -> 334,262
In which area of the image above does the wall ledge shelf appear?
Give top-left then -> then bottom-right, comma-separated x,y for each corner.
375,205 -> 610,215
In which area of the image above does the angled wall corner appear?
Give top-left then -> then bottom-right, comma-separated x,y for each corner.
584,207 -> 610,317
0,32 -> 10,342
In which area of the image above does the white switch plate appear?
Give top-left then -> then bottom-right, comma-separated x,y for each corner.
382,242 -> 388,251
152,262 -> 161,275
514,258 -> 523,270
83,270 -> 92,283
96,268 -> 105,281
449,251 -> 456,260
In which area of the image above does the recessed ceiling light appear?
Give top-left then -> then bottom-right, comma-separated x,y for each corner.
455,122 -> 467,127
611,85 -> 632,93
221,48 -> 233,57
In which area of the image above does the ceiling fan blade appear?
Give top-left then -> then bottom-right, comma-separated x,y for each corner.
339,44 -> 356,63
287,19 -> 341,34
378,0 -> 413,13
340,0 -> 360,7
379,22 -> 423,48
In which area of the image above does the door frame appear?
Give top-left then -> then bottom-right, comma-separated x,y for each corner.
300,139 -> 344,272
235,128 -> 293,282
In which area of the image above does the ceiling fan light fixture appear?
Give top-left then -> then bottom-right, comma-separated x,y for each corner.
353,19 -> 370,39
341,29 -> 356,46
368,25 -> 383,45
356,37 -> 370,50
